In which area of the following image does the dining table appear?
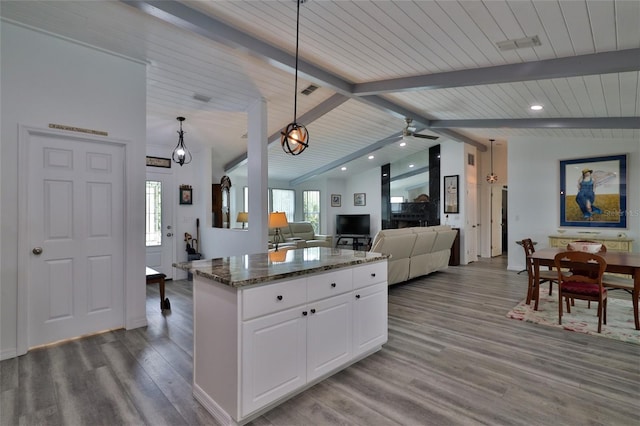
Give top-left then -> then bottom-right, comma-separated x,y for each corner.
528,247 -> 640,330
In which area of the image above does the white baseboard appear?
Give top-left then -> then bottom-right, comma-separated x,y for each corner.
0,347 -> 18,361
193,383 -> 237,426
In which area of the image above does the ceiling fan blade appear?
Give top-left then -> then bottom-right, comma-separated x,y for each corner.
412,133 -> 439,140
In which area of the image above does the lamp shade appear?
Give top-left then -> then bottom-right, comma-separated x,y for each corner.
268,212 -> 288,229
236,212 -> 248,223
268,250 -> 288,263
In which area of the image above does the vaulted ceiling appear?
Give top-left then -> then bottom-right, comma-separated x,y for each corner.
2,1 -> 638,183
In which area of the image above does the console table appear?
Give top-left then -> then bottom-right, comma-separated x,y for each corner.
175,247 -> 389,426
336,235 -> 371,251
548,234 -> 634,252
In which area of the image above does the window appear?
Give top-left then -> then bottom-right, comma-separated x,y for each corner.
303,190 -> 320,233
145,180 -> 162,247
243,186 -> 249,212
271,189 -> 295,222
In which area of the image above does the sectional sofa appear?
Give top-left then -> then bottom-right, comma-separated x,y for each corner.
268,221 -> 333,248
369,225 -> 458,285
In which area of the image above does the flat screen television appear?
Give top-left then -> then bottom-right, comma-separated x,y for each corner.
336,214 -> 370,236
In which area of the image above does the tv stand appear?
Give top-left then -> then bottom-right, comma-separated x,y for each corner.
336,235 -> 371,251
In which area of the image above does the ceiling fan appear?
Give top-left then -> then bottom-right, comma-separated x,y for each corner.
402,118 -> 439,140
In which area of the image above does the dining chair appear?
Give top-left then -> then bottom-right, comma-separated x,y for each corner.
554,251 -> 607,333
522,238 -> 559,305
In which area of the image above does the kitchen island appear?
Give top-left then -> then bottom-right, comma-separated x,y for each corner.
175,247 -> 389,426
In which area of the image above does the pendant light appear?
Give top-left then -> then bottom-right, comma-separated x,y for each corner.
172,116 -> 192,166
486,139 -> 498,183
280,0 -> 309,155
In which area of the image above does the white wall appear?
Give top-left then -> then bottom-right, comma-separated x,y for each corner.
1,22 -> 147,359
199,99 -> 269,261
508,136 -> 639,271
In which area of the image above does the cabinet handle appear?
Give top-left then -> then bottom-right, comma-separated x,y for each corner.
371,273 -> 376,277
355,294 -> 360,299
276,295 -> 283,301
302,311 -> 308,316
310,308 -> 316,314
331,283 -> 336,288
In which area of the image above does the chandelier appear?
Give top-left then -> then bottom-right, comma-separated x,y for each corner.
172,116 -> 192,166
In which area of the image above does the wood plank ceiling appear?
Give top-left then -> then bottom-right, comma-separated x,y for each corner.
2,0 -> 638,183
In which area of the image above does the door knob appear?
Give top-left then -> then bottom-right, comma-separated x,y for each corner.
32,247 -> 43,255
166,232 -> 173,237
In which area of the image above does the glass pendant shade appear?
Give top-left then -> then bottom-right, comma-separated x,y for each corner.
172,116 -> 192,166
281,122 -> 309,155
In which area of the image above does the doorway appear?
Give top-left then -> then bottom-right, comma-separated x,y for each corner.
146,172 -> 175,278
502,186 -> 508,254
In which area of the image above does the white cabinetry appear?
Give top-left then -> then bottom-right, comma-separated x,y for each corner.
352,262 -> 388,357
193,260 -> 387,426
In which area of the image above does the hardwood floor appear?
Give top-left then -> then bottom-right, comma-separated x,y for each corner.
2,256 -> 638,425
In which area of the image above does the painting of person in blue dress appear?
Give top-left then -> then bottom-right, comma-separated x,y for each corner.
576,168 -> 602,220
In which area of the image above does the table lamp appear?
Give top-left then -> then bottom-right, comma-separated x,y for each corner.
268,211 -> 288,251
236,211 -> 248,229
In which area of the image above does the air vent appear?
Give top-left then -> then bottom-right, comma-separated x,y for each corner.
496,35 -> 541,51
193,93 -> 212,103
300,84 -> 318,96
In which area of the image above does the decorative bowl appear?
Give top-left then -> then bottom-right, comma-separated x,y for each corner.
557,229 -> 566,234
568,242 -> 602,254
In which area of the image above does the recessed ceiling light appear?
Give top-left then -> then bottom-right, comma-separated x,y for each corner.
368,155 -> 374,160
530,104 -> 543,111
409,164 -> 414,168
341,166 -> 347,171
399,141 -> 407,147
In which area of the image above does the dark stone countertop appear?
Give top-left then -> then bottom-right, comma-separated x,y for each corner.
173,246 -> 388,288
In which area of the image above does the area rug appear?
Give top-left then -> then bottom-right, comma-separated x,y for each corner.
507,291 -> 640,345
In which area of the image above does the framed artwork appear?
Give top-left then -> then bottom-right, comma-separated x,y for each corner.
560,154 -> 627,228
331,194 -> 341,207
354,193 -> 366,206
179,185 -> 193,205
444,175 -> 459,214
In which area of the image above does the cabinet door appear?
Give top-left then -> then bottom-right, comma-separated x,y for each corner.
353,282 -> 388,357
241,307 -> 307,416
307,293 -> 353,381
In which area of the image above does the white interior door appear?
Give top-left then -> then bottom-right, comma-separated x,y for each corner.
26,132 -> 125,348
145,171 -> 174,278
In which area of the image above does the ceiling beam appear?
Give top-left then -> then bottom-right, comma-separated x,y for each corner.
224,93 -> 350,173
430,117 -> 640,129
290,133 -> 405,186
121,0 -> 353,95
353,48 -> 640,95
358,95 -> 487,152
121,0 -> 480,150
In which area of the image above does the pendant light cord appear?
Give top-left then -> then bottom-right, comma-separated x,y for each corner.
490,139 -> 494,174
293,0 -> 300,123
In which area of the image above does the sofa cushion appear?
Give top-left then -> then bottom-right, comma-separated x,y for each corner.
431,230 -> 458,252
288,222 -> 315,240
